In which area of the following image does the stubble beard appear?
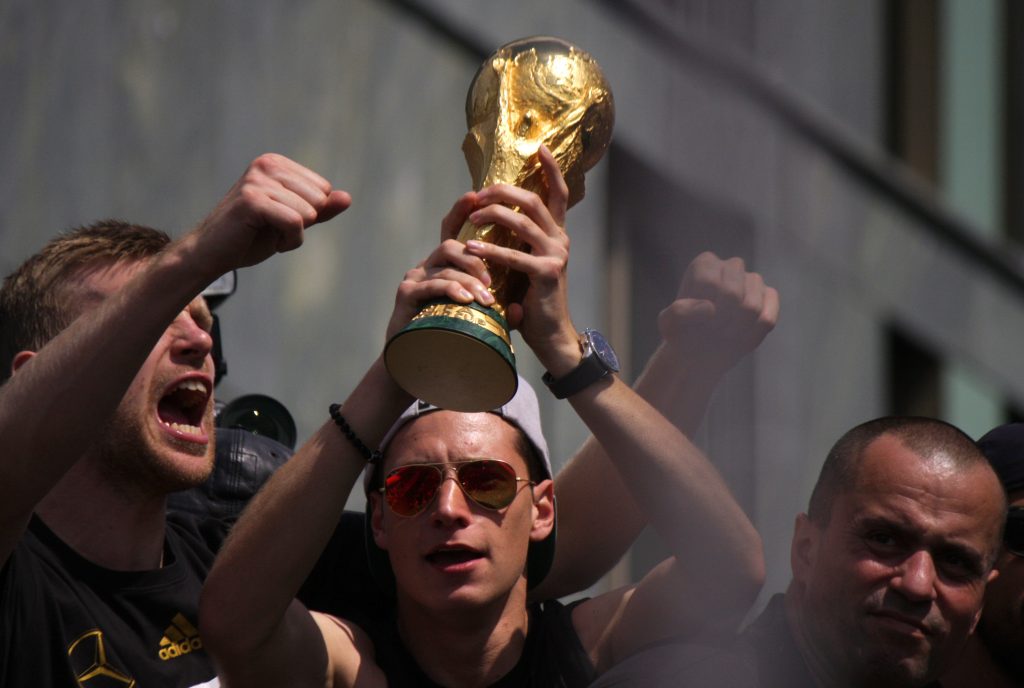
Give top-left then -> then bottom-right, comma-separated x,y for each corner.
93,401 -> 215,497
798,595 -> 935,688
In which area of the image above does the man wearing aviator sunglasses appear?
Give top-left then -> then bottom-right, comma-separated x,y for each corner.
381,459 -> 534,517
202,146 -> 767,687
357,372 -> 562,616
942,423 -> 1024,688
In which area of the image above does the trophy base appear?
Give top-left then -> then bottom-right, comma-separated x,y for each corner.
384,300 -> 518,412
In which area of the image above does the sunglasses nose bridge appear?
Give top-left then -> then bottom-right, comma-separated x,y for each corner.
387,461 -> 520,516
433,467 -> 475,517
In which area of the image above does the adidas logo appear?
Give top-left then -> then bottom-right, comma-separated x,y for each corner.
158,613 -> 203,661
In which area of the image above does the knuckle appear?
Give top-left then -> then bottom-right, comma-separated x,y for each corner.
513,214 -> 534,235
441,238 -> 464,252
522,193 -> 544,213
692,260 -> 721,283
396,282 -> 419,303
693,251 -> 720,266
659,301 -> 683,321
252,153 -> 281,172
690,269 -> 715,291
539,258 -> 564,282
437,267 -> 463,282
724,256 -> 746,271
238,184 -> 263,205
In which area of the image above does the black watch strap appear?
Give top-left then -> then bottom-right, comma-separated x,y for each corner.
542,329 -> 620,399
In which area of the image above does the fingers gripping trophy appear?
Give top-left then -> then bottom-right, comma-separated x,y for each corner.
384,36 -> 615,411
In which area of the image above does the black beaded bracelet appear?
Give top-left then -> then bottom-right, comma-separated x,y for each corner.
328,404 -> 381,464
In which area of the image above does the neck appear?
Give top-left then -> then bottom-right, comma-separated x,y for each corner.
396,580 -> 530,687
784,590 -> 856,688
37,460 -> 167,570
942,635 -> 1021,688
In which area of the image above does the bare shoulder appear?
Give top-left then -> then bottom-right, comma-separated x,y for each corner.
312,611 -> 387,688
570,585 -> 637,672
572,558 -> 707,675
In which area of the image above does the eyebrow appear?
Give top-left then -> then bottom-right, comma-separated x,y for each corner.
855,515 -> 987,573
935,542 -> 987,575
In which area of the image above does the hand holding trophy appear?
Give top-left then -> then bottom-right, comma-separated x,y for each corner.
385,36 -> 614,411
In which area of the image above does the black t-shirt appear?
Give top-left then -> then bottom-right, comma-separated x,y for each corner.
590,594 -> 945,687
369,599 -> 596,687
296,510 -> 387,627
0,513 -> 228,687
0,509 -> 383,687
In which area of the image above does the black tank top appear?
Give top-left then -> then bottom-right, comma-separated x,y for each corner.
371,599 -> 596,687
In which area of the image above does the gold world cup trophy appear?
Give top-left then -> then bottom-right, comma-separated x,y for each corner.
384,36 -> 615,411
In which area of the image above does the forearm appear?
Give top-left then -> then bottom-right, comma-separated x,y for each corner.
567,376 -> 763,618
633,342 -> 727,436
534,343 -> 727,600
200,358 -> 411,660
532,444 -> 641,600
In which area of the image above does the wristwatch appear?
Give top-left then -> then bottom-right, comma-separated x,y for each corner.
542,329 -> 620,399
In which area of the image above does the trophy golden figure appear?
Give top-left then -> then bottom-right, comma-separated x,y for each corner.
384,36 -> 615,411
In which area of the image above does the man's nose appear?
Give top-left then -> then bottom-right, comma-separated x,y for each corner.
432,473 -> 473,525
169,309 -> 213,362
892,550 -> 938,602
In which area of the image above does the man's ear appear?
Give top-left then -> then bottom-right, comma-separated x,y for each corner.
369,492 -> 388,550
970,567 -> 1001,633
10,351 -> 35,376
790,512 -> 820,585
529,479 -> 555,543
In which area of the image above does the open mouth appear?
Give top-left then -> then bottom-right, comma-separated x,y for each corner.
157,378 -> 211,438
425,546 -> 485,568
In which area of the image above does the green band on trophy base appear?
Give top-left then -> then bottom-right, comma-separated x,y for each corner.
384,300 -> 518,412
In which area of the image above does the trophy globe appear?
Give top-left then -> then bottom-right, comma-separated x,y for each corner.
385,36 -> 614,411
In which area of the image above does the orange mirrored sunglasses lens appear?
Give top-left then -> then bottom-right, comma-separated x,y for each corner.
384,460 -> 519,515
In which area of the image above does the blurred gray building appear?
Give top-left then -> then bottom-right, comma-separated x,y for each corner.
3,0 -> 1023,602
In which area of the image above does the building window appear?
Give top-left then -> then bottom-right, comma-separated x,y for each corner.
887,324 -> 1016,438
885,0 -> 1022,243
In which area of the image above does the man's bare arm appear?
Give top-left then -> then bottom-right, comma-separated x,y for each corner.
200,358 -> 403,688
0,154 -> 350,565
200,235 -> 500,686
534,253 -> 778,602
461,152 -> 767,655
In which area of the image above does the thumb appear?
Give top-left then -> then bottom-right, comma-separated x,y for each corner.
312,190 -> 353,226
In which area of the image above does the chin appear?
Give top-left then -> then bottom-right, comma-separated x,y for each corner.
865,655 -> 933,688
150,442 -> 216,491
398,573 -> 501,614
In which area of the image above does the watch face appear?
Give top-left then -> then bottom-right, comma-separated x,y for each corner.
586,329 -> 620,372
